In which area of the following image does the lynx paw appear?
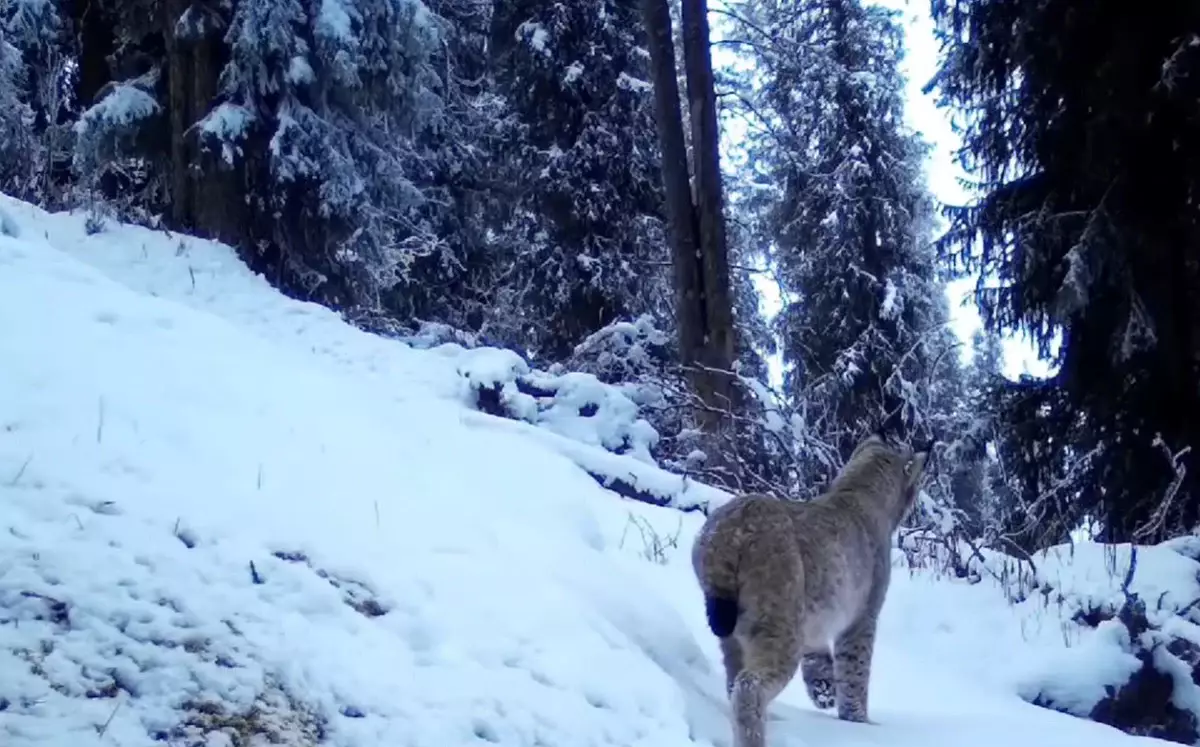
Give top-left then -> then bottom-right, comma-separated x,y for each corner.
836,705 -> 870,723
806,678 -> 835,710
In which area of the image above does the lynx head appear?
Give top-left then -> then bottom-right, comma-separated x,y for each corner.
837,431 -> 933,524
897,439 -> 933,521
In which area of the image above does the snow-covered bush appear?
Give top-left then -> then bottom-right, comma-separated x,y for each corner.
425,315 -> 796,509
349,314 -> 485,350
454,346 -> 660,464
896,526 -> 980,584
971,540 -> 1200,744
0,0 -> 66,206
894,474 -> 1000,583
892,532 -> 1200,744
1025,591 -> 1199,745
563,314 -> 673,398
443,340 -> 730,512
565,315 -> 807,496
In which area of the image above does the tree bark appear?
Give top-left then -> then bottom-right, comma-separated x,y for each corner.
640,0 -> 706,371
71,0 -> 114,109
679,0 -> 737,411
163,0 -> 244,245
640,0 -> 738,478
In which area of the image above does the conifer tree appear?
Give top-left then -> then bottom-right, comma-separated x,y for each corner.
726,0 -> 961,489
487,0 -> 672,360
66,0 -> 491,321
931,0 -> 1200,543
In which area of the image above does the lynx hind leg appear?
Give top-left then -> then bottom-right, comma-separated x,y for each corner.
720,636 -> 744,696
801,650 -> 835,710
730,633 -> 802,747
833,616 -> 878,724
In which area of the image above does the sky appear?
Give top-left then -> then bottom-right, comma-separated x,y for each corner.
881,0 -> 1054,380
729,0 -> 1056,383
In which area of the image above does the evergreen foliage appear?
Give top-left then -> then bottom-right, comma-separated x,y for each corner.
931,0 -> 1200,543
725,0 -> 963,492
487,0 -> 672,360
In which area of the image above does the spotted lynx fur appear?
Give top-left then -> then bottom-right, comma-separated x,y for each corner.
692,432 -> 930,747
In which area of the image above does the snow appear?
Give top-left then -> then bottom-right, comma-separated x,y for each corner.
286,55 -> 317,86
879,277 -> 900,320
914,535 -> 1200,732
317,0 -> 356,43
1032,542 -> 1200,619
198,103 -> 255,164
453,346 -> 662,466
1016,620 -> 1143,716
0,192 -> 1176,747
517,21 -> 551,55
74,81 -> 160,136
741,377 -> 788,434
617,72 -> 654,93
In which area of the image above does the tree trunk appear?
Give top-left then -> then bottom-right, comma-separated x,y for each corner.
72,0 -> 113,109
827,0 -> 903,440
640,0 -> 738,480
163,0 -> 244,245
640,0 -> 706,368
679,0 -> 737,409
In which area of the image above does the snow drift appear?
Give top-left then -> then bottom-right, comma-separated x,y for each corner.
0,194 -> 1177,747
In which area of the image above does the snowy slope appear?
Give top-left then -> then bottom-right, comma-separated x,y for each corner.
0,195 -> 1168,747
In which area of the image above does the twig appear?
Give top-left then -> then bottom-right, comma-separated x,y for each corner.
1121,545 -> 1138,598
1132,434 -> 1191,542
1177,596 -> 1200,617
96,696 -> 123,737
8,454 -> 32,486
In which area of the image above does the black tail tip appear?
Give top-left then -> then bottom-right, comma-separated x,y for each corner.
705,595 -> 738,638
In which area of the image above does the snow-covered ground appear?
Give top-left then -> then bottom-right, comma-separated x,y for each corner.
0,195 -> 1171,746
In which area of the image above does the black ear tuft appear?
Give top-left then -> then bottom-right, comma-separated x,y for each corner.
913,438 -> 937,474
874,408 -> 905,444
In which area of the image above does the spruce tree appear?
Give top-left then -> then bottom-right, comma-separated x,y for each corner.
931,0 -> 1200,543
488,0 -> 672,360
0,8 -> 32,196
727,0 -> 961,489
1,0 -> 72,204
942,329 -> 1006,535
66,0 -> 492,322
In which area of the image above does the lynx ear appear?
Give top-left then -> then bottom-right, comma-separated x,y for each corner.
897,449 -> 930,523
874,408 -> 905,443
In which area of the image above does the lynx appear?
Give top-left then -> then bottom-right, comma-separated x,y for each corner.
691,432 -> 930,747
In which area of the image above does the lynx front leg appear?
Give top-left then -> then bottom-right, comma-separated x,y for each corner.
720,636 -> 745,696
833,616 -> 878,723
801,650 -> 835,709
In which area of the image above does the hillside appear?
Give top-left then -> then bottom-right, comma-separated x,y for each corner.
0,196 -> 1173,747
